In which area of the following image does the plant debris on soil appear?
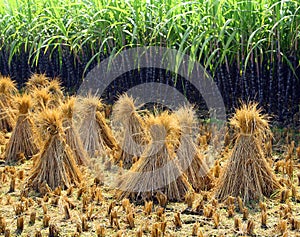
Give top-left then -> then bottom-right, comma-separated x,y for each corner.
0,76 -> 299,237
0,147 -> 300,237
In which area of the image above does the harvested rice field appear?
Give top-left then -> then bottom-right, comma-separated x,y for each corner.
0,74 -> 299,237
0,154 -> 299,237
0,142 -> 300,236
0,0 -> 300,236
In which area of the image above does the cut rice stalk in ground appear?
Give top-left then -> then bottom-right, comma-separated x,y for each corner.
25,109 -> 82,193
78,96 -> 117,158
116,112 -> 193,202
112,94 -> 148,169
0,76 -> 18,132
175,106 -> 213,192
215,102 -> 282,203
4,94 -> 39,164
61,97 -> 89,166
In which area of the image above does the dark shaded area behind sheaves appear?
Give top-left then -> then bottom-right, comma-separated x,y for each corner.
0,47 -> 299,128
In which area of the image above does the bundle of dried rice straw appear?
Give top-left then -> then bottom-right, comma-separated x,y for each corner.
25,109 -> 82,192
215,102 -> 281,203
112,94 -> 147,169
0,76 -> 17,132
78,96 -> 118,157
25,73 -> 50,92
27,76 -> 63,112
4,94 -> 39,164
0,131 -> 6,145
45,78 -> 64,106
116,112 -> 193,202
32,86 -> 62,112
175,106 -> 213,192
60,97 -> 88,166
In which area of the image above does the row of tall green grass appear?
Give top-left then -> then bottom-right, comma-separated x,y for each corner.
0,0 -> 299,76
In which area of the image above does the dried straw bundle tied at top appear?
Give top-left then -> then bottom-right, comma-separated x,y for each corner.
175,106 -> 213,192
4,94 -> 39,164
31,87 -> 61,145
27,75 -> 63,112
0,76 -> 17,132
46,78 -> 64,100
60,97 -> 88,166
31,86 -> 62,112
112,94 -> 147,169
25,73 -> 50,92
31,88 -> 52,111
117,112 -> 193,202
215,103 -> 281,203
78,96 -> 118,157
25,109 -> 82,192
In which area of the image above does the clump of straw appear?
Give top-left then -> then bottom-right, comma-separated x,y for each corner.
30,88 -> 59,144
31,88 -> 52,111
0,76 -> 17,132
0,131 -> 6,145
4,94 -> 39,164
25,73 -> 50,91
46,78 -> 64,105
215,102 -> 281,203
112,94 -> 147,169
32,84 -> 62,112
28,75 -> 63,113
60,97 -> 88,166
175,106 -> 213,192
117,112 -> 193,202
25,109 -> 82,192
78,96 -> 118,157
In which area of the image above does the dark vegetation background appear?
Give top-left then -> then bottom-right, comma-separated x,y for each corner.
0,0 -> 299,127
